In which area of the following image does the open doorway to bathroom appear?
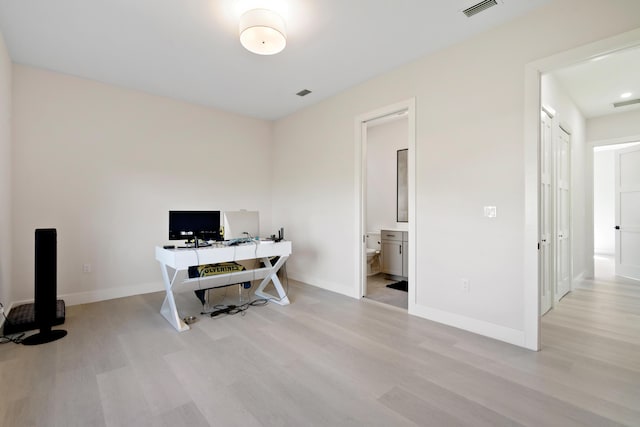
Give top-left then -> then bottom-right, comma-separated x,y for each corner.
356,99 -> 415,311
364,115 -> 409,309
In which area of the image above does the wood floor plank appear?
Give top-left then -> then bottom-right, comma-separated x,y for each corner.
0,265 -> 638,426
379,383 -> 524,427
162,348 -> 264,426
150,402 -> 210,427
52,365 -> 106,427
417,340 -> 640,425
96,365 -> 155,427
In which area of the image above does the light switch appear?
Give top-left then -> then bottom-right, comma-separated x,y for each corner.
484,206 -> 497,218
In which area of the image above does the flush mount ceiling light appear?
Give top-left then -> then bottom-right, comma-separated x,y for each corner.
239,8 -> 286,55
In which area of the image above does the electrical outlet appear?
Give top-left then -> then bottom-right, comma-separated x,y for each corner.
83,263 -> 92,273
461,278 -> 470,293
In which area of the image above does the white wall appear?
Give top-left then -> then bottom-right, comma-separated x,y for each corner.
0,31 -> 11,306
593,149 -> 615,255
272,0 -> 640,347
11,65 -> 274,305
587,109 -> 640,142
541,74 -> 588,281
366,117 -> 408,233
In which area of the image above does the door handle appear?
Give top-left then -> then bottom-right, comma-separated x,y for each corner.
615,225 -> 620,230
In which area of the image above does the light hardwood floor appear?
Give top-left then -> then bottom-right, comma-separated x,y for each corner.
0,268 -> 639,426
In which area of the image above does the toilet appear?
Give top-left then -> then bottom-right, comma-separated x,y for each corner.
366,232 -> 381,276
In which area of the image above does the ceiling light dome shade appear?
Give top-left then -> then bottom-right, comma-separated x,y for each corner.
239,8 -> 286,55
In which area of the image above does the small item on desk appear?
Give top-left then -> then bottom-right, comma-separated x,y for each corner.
223,237 -> 253,246
274,227 -> 284,242
163,245 -> 175,249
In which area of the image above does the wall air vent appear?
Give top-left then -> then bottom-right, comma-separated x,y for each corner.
462,0 -> 498,17
613,98 -> 640,108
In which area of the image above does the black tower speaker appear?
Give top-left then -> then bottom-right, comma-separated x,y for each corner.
22,228 -> 67,345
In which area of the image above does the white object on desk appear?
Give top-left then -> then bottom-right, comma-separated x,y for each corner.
155,240 -> 292,332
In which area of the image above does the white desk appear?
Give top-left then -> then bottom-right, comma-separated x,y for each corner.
155,240 -> 292,332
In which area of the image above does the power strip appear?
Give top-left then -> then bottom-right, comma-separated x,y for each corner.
210,305 -> 236,317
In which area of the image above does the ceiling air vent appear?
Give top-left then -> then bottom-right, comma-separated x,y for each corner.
296,89 -> 312,97
613,98 -> 640,108
462,0 -> 498,17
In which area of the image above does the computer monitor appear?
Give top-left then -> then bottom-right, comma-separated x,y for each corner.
169,211 -> 222,242
223,211 -> 259,240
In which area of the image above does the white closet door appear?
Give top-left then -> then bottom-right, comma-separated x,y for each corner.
615,145 -> 640,281
540,112 -> 553,315
556,127 -> 571,300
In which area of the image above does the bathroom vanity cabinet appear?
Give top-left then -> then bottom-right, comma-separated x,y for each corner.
381,230 -> 408,278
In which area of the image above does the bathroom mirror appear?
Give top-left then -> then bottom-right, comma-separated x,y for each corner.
397,149 -> 408,222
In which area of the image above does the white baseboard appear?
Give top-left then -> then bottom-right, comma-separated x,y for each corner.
288,273 -> 529,350
5,281 -> 165,312
0,282 -> 165,333
287,271 -> 359,299
60,282 -> 165,306
409,304 -> 528,349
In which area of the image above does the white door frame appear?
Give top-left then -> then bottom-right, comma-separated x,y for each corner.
354,98 -> 416,310
524,28 -> 640,351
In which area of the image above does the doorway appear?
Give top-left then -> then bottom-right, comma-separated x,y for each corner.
593,141 -> 640,281
524,28 -> 640,350
355,99 -> 416,311
364,116 -> 409,309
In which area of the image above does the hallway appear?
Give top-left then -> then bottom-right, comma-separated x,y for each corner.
540,255 -> 640,419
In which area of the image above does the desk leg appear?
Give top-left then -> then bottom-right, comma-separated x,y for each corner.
159,263 -> 189,332
254,255 -> 290,305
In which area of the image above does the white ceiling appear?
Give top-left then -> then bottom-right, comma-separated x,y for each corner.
0,0 -> 552,120
549,46 -> 640,118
